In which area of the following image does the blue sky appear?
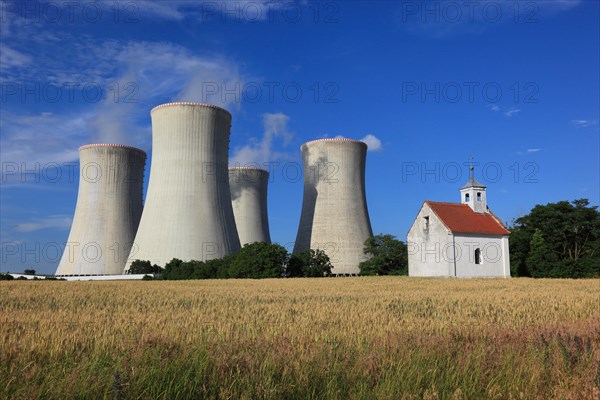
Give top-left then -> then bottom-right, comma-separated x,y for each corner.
1,0 -> 598,274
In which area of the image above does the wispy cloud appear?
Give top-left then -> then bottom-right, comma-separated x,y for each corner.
133,0 -> 287,21
14,215 -> 72,233
1,27 -> 246,163
504,108 -> 521,118
488,104 -> 521,118
0,43 -> 32,70
516,147 -> 542,156
230,113 -> 293,166
571,119 -> 598,128
0,111 -> 86,165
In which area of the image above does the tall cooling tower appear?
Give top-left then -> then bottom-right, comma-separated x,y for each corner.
56,144 -> 146,275
228,167 -> 271,245
125,102 -> 240,270
294,138 -> 373,275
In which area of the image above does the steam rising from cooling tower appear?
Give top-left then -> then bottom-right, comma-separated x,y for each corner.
294,138 -> 373,275
125,102 -> 240,270
229,167 -> 271,245
56,144 -> 146,275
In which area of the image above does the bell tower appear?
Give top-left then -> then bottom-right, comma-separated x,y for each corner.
460,158 -> 487,213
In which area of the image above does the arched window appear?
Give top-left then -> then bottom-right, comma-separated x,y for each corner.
477,192 -> 482,201
475,248 -> 481,264
465,193 -> 470,202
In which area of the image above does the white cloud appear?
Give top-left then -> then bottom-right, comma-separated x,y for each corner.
1,31 -> 246,163
504,108 -> 521,117
14,215 -> 72,233
361,134 -> 383,152
489,105 -> 500,112
0,43 -> 32,70
333,134 -> 383,152
0,111 -> 86,165
137,0 -> 286,21
134,0 -> 188,20
571,119 -> 598,128
230,113 -> 293,166
516,148 -> 542,156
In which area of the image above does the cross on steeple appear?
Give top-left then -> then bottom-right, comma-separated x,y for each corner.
468,156 -> 474,179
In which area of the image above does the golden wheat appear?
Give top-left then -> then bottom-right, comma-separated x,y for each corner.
1,277 -> 599,399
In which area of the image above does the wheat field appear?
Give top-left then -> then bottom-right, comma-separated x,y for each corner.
1,277 -> 599,399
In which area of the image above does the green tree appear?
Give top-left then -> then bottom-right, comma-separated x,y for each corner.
509,199 -> 600,278
227,242 -> 288,278
526,229 -> 556,278
128,260 -> 162,275
24,269 -> 36,275
190,260 -> 221,279
162,258 -> 194,280
287,249 -> 332,277
359,234 -> 408,276
0,274 -> 14,281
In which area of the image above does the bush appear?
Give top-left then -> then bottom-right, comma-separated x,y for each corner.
287,249 -> 332,277
191,258 -> 231,279
0,274 -> 14,281
162,259 -> 191,280
128,260 -> 163,275
227,242 -> 288,278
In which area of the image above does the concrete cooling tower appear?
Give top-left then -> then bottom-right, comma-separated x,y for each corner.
294,138 -> 373,275
56,144 -> 146,276
125,102 -> 240,271
229,167 -> 271,246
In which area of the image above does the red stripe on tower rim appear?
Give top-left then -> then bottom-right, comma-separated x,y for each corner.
302,138 -> 367,147
79,144 -> 146,154
150,102 -> 232,117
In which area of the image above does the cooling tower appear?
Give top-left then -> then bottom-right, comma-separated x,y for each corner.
294,138 -> 373,275
56,144 -> 146,275
125,102 -> 240,271
229,167 -> 271,245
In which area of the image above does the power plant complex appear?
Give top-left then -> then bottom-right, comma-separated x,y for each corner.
57,102 -> 374,276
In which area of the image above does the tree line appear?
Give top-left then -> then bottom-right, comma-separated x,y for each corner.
129,234 -> 409,279
128,243 -> 334,279
133,198 -> 599,280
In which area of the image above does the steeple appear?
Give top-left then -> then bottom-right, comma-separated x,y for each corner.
460,157 -> 487,213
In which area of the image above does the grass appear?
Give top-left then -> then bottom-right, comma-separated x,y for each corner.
1,277 -> 599,399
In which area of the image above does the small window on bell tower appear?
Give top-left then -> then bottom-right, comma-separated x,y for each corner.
477,192 -> 481,201
465,193 -> 470,202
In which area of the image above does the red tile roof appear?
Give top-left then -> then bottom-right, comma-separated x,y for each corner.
425,201 -> 510,235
